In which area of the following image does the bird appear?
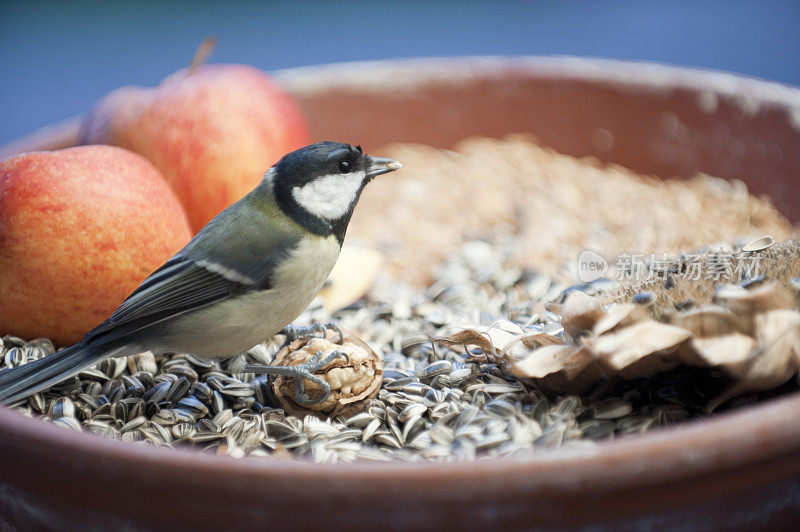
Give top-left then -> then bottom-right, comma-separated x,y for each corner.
0,141 -> 401,405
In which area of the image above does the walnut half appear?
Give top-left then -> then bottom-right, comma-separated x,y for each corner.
269,335 -> 383,419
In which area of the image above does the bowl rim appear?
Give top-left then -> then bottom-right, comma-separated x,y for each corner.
272,55 -> 800,109
2,55 -> 800,497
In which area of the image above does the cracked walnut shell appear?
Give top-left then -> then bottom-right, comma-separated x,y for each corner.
269,335 -> 383,419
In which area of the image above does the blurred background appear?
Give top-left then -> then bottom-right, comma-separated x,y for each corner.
1,0 -> 799,146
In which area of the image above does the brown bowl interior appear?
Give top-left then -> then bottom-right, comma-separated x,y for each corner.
1,57 -> 800,531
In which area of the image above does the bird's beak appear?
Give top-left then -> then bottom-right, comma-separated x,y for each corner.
365,156 -> 402,179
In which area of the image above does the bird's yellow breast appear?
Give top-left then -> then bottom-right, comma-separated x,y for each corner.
271,233 -> 342,297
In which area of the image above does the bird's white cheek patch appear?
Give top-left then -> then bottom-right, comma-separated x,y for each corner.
292,172 -> 365,220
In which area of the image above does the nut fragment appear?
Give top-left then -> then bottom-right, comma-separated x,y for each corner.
269,335 -> 383,419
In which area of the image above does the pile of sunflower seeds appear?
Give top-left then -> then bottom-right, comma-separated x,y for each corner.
2,233 -> 782,462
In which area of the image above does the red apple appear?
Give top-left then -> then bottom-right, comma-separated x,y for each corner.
79,64 -> 311,231
0,145 -> 192,345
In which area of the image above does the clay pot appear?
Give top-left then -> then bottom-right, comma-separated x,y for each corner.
1,57 -> 799,530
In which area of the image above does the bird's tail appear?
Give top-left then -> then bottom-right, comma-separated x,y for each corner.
0,343 -> 108,404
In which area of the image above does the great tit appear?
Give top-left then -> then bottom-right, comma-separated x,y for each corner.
0,141 -> 401,405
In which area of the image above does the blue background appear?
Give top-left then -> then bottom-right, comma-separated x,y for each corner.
2,0 -> 799,146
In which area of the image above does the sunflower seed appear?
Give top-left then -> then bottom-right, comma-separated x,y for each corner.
419,360 -> 452,382
85,420 -> 117,438
220,383 -> 254,398
121,375 -> 144,397
49,397 -> 75,419
99,357 -> 127,379
111,401 -> 129,422
210,390 -> 226,415
120,416 -> 147,433
190,433 -> 226,444
580,419 -> 617,439
484,398 -> 517,418
2,335 -> 25,348
346,412 -> 374,428
121,429 -> 141,443
328,429 -> 363,443
476,432 -> 508,450
128,352 -> 158,374
428,424 -> 454,445
171,422 -> 196,440
362,418 -> 382,442
454,424 -> 482,441
127,399 -> 145,419
304,417 -> 339,439
4,347 -> 26,367
449,367 -> 473,386
213,409 -> 234,426
165,377 -> 191,403
384,377 -> 414,391
483,383 -> 524,394
401,415 -> 424,443
382,369 -> 413,381
278,433 -> 308,450
741,235 -> 775,252
265,420 -> 296,438
28,393 -> 46,414
617,416 -> 655,434
53,417 -> 82,432
151,409 -> 181,426
176,396 -> 209,417
26,337 -> 55,355
142,381 -> 171,404
397,403 -> 427,423
534,425 -> 565,448
374,434 -> 402,449
78,368 -> 109,382
166,363 -> 199,383
84,381 -> 102,396
593,400 -> 633,420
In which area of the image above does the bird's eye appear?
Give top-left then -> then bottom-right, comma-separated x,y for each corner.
337,160 -> 352,173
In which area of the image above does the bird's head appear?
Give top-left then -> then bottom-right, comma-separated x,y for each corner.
271,141 -> 401,242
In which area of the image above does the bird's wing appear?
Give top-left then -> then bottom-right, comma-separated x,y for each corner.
83,203 -> 302,346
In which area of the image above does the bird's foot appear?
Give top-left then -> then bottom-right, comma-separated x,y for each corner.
246,350 -> 349,405
279,322 -> 344,345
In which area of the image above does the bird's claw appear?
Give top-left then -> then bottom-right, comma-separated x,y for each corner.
245,350 -> 349,405
279,322 -> 344,345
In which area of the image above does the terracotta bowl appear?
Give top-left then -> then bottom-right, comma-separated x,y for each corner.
1,57 -> 799,531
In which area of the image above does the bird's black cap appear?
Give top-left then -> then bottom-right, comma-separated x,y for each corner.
272,141 -> 400,243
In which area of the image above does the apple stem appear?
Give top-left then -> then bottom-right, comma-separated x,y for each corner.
188,37 -> 217,75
